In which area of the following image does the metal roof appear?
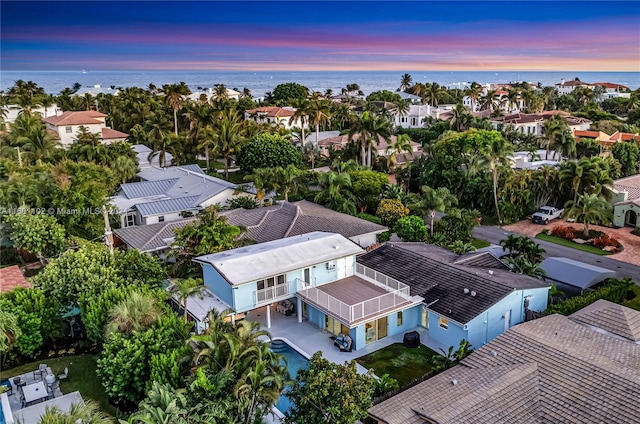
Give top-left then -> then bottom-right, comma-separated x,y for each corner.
170,287 -> 231,321
134,196 -> 200,217
113,218 -> 196,252
194,232 -> 364,286
540,257 -> 616,290
120,179 -> 178,199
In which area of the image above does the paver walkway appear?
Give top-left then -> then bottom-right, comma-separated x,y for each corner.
504,220 -> 640,266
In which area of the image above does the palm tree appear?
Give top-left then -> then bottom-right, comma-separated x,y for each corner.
111,155 -> 138,184
548,284 -> 566,304
274,165 -> 303,201
542,114 -> 569,160
106,292 -> 162,336
559,158 -> 597,203
9,113 -> 60,164
149,133 -> 180,168
480,135 -> 514,227
172,278 -> 205,323
314,171 -> 357,215
463,82 -> 483,111
478,89 -> 499,111
184,102 -> 216,171
398,73 -> 413,92
449,104 -> 473,132
551,131 -> 576,160
213,109 -> 246,179
161,82 -> 191,136
36,400 -> 113,424
349,111 -> 392,167
414,186 -> 458,236
504,255 -> 546,278
244,168 -> 275,206
564,193 -> 612,238
0,311 -> 20,365
306,92 -> 332,148
500,234 -> 520,256
387,133 -> 414,172
290,98 -> 309,144
127,382 -> 190,424
424,82 -> 446,107
431,346 -> 456,372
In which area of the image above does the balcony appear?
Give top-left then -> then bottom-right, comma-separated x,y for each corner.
253,280 -> 297,306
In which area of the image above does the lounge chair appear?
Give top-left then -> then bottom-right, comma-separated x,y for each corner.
334,333 -> 353,352
57,367 -> 69,380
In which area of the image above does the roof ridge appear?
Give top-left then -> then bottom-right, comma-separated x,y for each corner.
251,203 -> 283,229
283,202 -> 302,237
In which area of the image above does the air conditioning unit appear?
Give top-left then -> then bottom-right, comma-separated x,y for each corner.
326,262 -> 336,271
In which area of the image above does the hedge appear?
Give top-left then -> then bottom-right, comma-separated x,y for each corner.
544,277 -> 634,316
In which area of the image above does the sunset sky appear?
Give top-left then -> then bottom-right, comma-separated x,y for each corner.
2,1 -> 639,71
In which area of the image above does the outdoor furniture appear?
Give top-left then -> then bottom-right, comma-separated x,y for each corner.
45,373 -> 56,386
403,331 -> 420,348
22,381 -> 48,406
38,363 -> 48,378
334,333 -> 353,352
58,367 -> 69,380
276,300 -> 294,316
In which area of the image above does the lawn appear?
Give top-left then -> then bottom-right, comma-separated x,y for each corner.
356,343 -> 438,387
471,238 -> 491,249
535,233 -> 612,256
226,171 -> 248,185
1,354 -> 120,417
623,285 -> 640,311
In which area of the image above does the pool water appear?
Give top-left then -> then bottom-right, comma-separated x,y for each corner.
270,339 -> 310,414
0,401 -> 6,424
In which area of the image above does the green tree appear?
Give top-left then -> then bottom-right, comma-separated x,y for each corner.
349,111 -> 392,167
610,141 -> 640,177
9,113 -> 60,164
399,73 -> 413,92
0,310 -> 21,363
284,352 -> 375,424
314,171 -> 357,215
272,83 -> 309,103
306,92 -> 332,148
213,108 -> 247,179
479,132 -> 514,226
395,215 -> 427,242
375,198 -> 409,228
273,165 -> 304,202
0,287 -> 64,345
348,170 -> 389,213
366,90 -> 403,103
564,193 -> 612,238
433,208 -> 481,244
226,196 -> 260,210
36,399 -> 113,424
244,168 -> 276,206
236,134 -> 302,173
106,292 -> 164,336
111,155 -> 138,184
162,82 -> 191,136
171,278 -> 205,323
5,213 -> 66,263
559,158 -> 597,203
412,186 -> 458,236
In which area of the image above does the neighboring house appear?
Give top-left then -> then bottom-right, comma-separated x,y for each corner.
510,150 -> 560,170
555,78 -> 594,95
491,110 -> 591,137
110,165 -> 238,227
612,174 -> 640,229
43,111 -> 128,147
540,257 -> 616,294
73,84 -> 120,96
4,104 -> 62,123
356,243 -> 550,349
394,104 -> 438,128
302,130 -> 340,147
188,87 -> 241,102
462,83 -> 527,114
194,232 -> 424,350
573,129 -> 639,147
317,133 -> 423,166
113,200 -> 387,257
368,303 -> 640,424
131,144 -> 174,169
592,82 -> 631,100
244,106 -> 304,130
396,91 -> 422,103
0,265 -> 30,293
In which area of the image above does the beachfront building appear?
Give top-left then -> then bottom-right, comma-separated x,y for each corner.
555,78 -> 595,95
73,84 -> 120,97
612,174 -> 640,229
491,110 -> 591,137
42,111 -> 128,147
3,104 -> 62,123
393,104 -> 437,128
317,133 -> 423,166
194,232 -> 424,350
244,106 -> 305,130
188,87 -> 241,102
110,164 -> 238,228
357,243 -> 550,349
368,301 -> 640,424
462,83 -> 527,114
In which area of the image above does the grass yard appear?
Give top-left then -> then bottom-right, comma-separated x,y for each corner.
623,285 -> 640,311
356,343 -> 438,387
535,233 -> 611,256
226,171 -> 248,185
471,238 -> 491,249
1,354 -> 119,417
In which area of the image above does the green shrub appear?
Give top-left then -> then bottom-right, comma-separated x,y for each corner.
356,213 -> 382,225
545,278 -> 634,316
376,231 -> 391,243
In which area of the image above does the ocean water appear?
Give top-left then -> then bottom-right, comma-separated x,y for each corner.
1,70 -> 638,97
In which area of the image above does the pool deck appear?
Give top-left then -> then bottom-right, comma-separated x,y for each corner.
251,305 -> 449,372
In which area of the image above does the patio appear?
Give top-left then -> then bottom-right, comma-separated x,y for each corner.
249,305 -> 449,374
2,364 -> 67,422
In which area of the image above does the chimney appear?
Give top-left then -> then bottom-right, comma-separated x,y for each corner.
560,78 -> 565,86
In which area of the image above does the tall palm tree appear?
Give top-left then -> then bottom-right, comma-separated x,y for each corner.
9,113 -> 60,164
184,102 -> 216,170
111,155 -> 138,184
564,193 -> 612,238
106,292 -> 162,336
290,98 -> 309,144
463,82 -> 483,112
480,135 -> 514,227
413,186 -> 458,236
387,133 -> 414,172
213,109 -> 246,179
162,82 -> 191,136
542,114 -> 569,160
36,400 -> 113,424
349,111 -> 392,167
274,165 -> 303,201
314,171 -> 357,215
244,168 -> 275,206
398,73 -> 413,92
478,89 -> 499,111
559,159 -> 597,203
449,104 -> 473,132
306,92 -> 332,147
171,278 -> 205,323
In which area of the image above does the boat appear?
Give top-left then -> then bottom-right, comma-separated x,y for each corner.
81,70 -> 87,74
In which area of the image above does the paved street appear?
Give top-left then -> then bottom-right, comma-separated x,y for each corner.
473,225 -> 640,284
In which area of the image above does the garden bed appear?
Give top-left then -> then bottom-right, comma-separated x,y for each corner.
356,343 -> 437,387
536,233 -> 612,256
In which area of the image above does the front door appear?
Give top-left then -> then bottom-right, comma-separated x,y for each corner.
504,309 -> 511,332
421,307 -> 429,329
626,210 -> 638,227
304,268 -> 311,284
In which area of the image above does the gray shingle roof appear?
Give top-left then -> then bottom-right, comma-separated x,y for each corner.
120,179 -> 178,199
113,218 -> 196,252
569,299 -> 640,342
357,244 -> 547,324
370,313 -> 640,424
134,196 -> 199,217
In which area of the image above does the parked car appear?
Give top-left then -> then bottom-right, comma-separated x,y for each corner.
532,206 -> 564,224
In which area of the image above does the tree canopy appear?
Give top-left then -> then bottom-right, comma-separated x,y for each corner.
236,133 -> 302,172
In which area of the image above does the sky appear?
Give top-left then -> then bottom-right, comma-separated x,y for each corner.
2,1 -> 639,72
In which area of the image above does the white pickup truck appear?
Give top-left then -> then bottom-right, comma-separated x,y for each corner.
532,206 -> 564,224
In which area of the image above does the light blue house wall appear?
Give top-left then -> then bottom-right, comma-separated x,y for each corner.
426,312 -> 468,349
203,265 -> 234,307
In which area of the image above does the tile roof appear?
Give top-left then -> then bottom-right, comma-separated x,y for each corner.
245,106 -> 297,118
493,110 -> 591,127
101,127 -> 129,139
569,299 -> 640,342
592,82 -> 629,90
614,174 -> 640,202
555,80 -> 590,87
134,196 -> 200,217
371,313 -> 640,424
113,218 -> 196,252
43,111 -> 106,126
317,134 -> 420,153
0,265 -> 31,293
609,131 -> 640,142
357,244 -> 548,323
221,201 -> 387,243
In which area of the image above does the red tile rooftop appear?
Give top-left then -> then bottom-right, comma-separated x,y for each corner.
43,111 -> 107,126
0,265 -> 31,293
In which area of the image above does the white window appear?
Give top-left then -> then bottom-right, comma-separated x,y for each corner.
438,317 -> 449,330
125,214 -> 135,227
65,126 -> 72,133
158,216 -> 165,223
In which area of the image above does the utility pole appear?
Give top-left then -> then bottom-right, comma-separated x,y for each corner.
103,205 -> 114,254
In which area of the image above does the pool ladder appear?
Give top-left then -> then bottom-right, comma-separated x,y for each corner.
270,340 -> 287,353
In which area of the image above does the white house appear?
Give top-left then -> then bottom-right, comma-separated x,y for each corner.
188,87 -> 241,102
491,111 -> 591,137
4,104 -> 62,123
43,111 -> 128,147
555,79 -> 594,95
394,104 -> 436,128
244,106 -> 305,130
110,164 -> 239,227
317,133 -> 423,165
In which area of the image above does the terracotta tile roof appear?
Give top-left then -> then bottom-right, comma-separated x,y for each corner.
569,299 -> 640,342
574,130 -> 601,138
492,110 -> 590,127
371,313 -> 640,424
0,265 -> 31,293
101,127 -> 129,139
592,82 -> 629,90
43,111 -> 107,126
317,134 -> 420,153
555,80 -> 590,87
245,106 -> 296,118
609,131 -> 640,142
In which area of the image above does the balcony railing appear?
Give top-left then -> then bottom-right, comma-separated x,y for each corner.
355,263 -> 410,294
254,280 -> 296,305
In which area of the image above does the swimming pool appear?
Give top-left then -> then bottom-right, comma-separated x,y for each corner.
270,339 -> 310,414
